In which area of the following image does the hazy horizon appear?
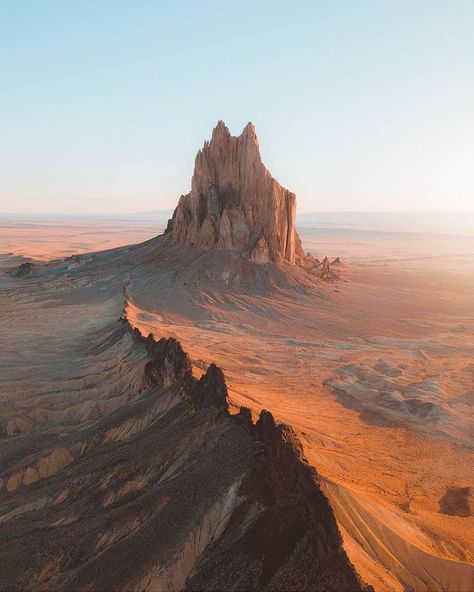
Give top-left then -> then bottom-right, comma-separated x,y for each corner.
1,1 -> 473,215
2,209 -> 474,220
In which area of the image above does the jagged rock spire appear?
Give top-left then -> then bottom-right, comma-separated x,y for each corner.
167,121 -> 305,265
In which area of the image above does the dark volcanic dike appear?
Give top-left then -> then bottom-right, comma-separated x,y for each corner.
0,305 -> 367,591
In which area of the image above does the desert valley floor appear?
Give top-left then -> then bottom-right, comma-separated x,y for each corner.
1,217 -> 473,591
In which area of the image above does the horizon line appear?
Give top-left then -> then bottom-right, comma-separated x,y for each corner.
2,209 -> 474,217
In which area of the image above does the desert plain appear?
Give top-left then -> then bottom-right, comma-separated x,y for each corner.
0,213 -> 473,591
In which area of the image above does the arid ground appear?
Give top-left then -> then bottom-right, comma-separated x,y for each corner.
1,215 -> 473,591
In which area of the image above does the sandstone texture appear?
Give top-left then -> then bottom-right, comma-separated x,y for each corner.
166,121 -> 305,265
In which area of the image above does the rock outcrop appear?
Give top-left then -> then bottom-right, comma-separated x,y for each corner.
166,121 -> 305,265
318,256 -> 332,279
142,335 -> 191,387
136,330 -> 229,411
301,253 -> 338,280
12,261 -> 34,277
0,314 -> 368,591
186,363 -> 229,411
188,407 -> 367,591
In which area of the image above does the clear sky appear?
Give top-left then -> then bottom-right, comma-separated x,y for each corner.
1,0 -> 473,214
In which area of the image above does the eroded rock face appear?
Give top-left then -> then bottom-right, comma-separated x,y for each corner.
167,121 -> 305,265
144,336 -> 192,387
305,255 -> 337,280
187,363 -> 229,412
12,261 -> 34,277
138,331 -> 229,412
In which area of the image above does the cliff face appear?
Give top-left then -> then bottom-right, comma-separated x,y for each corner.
167,121 -> 305,265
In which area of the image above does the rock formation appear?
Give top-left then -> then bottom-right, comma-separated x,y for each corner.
143,335 -> 191,387
12,261 -> 34,277
0,313 -> 368,591
186,363 -> 229,411
301,253 -> 337,280
318,256 -> 332,279
166,121 -> 305,265
141,332 -> 229,411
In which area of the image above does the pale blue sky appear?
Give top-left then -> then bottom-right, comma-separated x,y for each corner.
1,0 -> 473,214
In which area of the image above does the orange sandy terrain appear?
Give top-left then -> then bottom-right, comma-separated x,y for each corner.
1,217 -> 473,591
0,217 -> 162,261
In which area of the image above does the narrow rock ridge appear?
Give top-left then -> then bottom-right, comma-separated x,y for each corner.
166,121 -> 305,265
0,308 -> 368,591
130,326 -> 228,412
124,319 -> 369,591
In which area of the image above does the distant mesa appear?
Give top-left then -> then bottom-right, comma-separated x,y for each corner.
166,121 -> 306,265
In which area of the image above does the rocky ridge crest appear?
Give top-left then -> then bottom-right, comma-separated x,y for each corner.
128,323 -> 368,591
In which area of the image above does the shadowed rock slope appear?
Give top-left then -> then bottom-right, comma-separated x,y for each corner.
0,313 -> 366,591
